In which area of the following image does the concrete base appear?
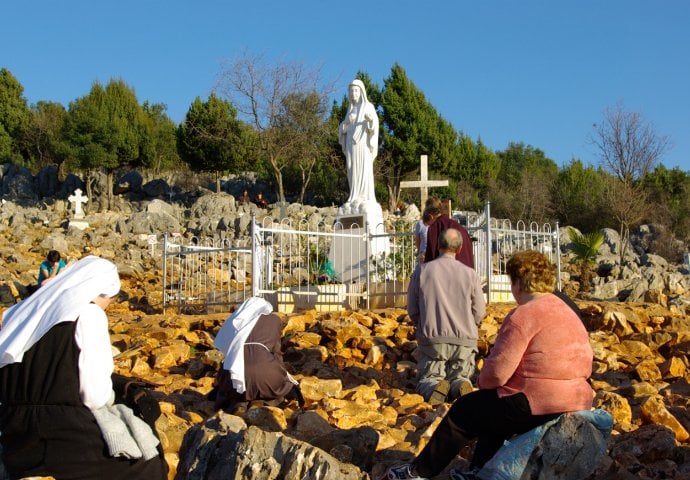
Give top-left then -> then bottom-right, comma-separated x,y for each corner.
486,274 -> 514,303
267,284 -> 362,313
68,220 -> 90,230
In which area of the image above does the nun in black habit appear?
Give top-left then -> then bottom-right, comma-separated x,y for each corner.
0,256 -> 167,480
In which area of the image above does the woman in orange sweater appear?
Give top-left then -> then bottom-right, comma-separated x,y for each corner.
388,250 -> 593,480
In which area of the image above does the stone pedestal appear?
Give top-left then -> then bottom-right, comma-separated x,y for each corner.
330,200 -> 390,284
68,220 -> 90,231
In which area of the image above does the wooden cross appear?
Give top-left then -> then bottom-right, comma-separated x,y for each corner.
399,155 -> 449,208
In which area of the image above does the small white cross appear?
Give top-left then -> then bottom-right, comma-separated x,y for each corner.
68,188 -> 88,219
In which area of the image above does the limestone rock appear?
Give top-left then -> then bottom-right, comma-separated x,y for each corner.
520,413 -> 609,479
177,418 -> 369,480
609,424 -> 678,465
595,390 -> 632,426
307,426 -> 378,471
151,342 -> 191,370
299,376 -> 343,402
639,395 -> 689,441
293,410 -> 334,439
241,405 -> 287,432
659,356 -> 686,379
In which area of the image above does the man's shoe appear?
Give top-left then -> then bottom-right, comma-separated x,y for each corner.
428,379 -> 450,406
447,379 -> 474,402
459,380 -> 474,396
386,463 -> 428,480
449,467 -> 479,480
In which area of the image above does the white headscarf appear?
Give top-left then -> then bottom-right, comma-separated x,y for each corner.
213,296 -> 273,394
0,255 -> 121,368
346,79 -> 379,157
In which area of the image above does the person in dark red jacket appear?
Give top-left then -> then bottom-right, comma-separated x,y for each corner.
424,198 -> 474,268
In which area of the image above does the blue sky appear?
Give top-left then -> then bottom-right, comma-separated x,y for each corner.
4,0 -> 689,172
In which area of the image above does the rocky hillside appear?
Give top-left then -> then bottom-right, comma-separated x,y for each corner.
1,253 -> 690,479
0,192 -> 689,479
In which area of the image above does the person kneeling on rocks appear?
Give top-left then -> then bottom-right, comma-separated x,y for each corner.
387,250 -> 594,480
211,297 -> 303,413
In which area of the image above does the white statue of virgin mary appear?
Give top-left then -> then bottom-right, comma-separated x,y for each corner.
339,79 -> 379,213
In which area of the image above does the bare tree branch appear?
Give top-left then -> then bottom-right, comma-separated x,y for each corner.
590,102 -> 671,185
214,50 -> 337,202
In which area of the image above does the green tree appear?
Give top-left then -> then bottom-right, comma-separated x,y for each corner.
490,143 -> 558,222
25,101 -> 71,175
496,142 -> 557,188
177,94 -> 249,193
551,160 -> 609,231
142,102 -> 181,174
63,79 -> 153,208
0,68 -> 31,165
277,91 -> 331,203
379,64 -> 457,211
452,134 -> 500,209
568,227 -> 604,292
641,165 -> 690,252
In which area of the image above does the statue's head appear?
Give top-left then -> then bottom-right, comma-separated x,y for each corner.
348,79 -> 367,105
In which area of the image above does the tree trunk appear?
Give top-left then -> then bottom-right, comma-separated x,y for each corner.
618,222 -> 630,267
299,169 -> 307,205
57,160 -> 65,182
85,169 -> 94,211
387,184 -> 400,213
270,156 -> 285,203
106,170 -> 113,211
579,263 -> 592,292
215,171 -> 221,193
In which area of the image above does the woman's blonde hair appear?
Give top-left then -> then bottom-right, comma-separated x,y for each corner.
506,250 -> 556,293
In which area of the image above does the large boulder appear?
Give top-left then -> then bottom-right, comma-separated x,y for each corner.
56,173 -> 86,200
115,170 -> 144,195
0,165 -> 36,201
176,413 -> 370,480
35,165 -> 59,198
143,179 -> 171,198
520,413 -> 610,479
116,200 -> 182,235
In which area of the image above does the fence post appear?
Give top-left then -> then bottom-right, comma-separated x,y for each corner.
251,213 -> 259,298
162,233 -> 168,314
365,220 -> 371,311
485,201 -> 493,304
555,221 -> 561,292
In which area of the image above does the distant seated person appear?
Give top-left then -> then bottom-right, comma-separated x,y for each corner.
28,250 -> 67,295
210,297 -> 303,413
239,190 -> 251,205
254,192 -> 268,209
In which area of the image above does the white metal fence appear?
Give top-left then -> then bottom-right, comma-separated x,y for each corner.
162,235 -> 252,314
162,202 -> 560,313
466,201 -> 561,301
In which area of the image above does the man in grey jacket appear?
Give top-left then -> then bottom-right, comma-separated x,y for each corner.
407,228 -> 486,405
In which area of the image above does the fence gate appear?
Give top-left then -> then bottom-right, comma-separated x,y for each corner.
162,234 -> 252,314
